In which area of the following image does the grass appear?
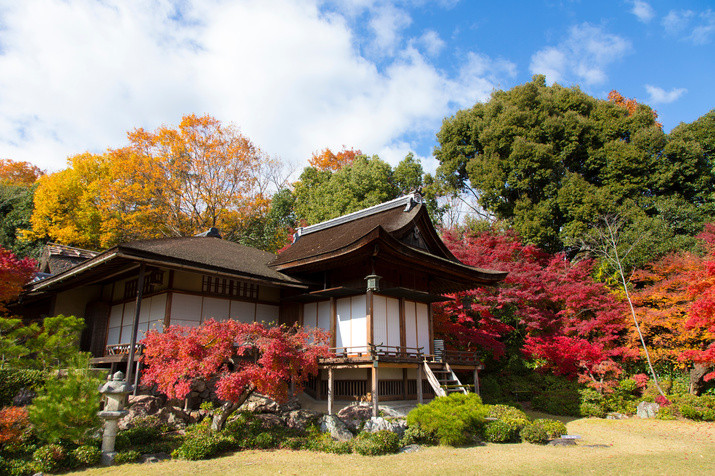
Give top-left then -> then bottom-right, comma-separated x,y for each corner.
72,418 -> 714,476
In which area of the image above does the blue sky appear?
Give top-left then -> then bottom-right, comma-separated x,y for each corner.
0,0 -> 713,175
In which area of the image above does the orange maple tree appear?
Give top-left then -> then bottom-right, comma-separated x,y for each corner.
308,147 -> 361,171
686,224 -> 715,380
28,115 -> 279,248
0,159 -> 43,185
630,251 -> 710,370
608,90 -> 662,128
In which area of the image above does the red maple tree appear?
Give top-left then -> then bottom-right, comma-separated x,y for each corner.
435,228 -> 630,383
141,320 -> 331,429
686,223 -> 715,381
0,247 -> 37,314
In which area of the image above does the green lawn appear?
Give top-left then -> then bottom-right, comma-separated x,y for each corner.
73,417 -> 715,476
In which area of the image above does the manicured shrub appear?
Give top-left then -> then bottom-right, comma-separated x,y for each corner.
253,432 -> 279,449
279,437 -> 308,450
400,426 -> 434,446
352,430 -> 400,456
114,432 -> 131,451
579,388 -> 607,417
532,389 -> 581,416
484,420 -> 519,443
114,450 -> 142,464
71,445 -> 101,467
671,394 -> 715,421
520,423 -> 549,444
121,424 -> 162,447
579,402 -> 606,418
406,393 -> 489,446
656,406 -> 676,420
0,369 -> 45,407
33,443 -> 68,473
530,418 -> 567,439
172,433 -> 234,460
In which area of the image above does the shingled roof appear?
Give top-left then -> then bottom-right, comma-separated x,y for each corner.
270,193 -> 507,289
28,235 -> 305,294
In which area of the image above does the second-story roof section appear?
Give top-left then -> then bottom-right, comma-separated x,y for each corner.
26,236 -> 307,295
39,243 -> 100,275
272,194 -> 447,268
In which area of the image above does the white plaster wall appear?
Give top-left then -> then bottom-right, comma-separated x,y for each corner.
317,301 -> 331,331
230,300 -> 255,323
373,295 -> 400,347
256,303 -> 279,326
202,297 -> 230,322
416,302 -> 430,353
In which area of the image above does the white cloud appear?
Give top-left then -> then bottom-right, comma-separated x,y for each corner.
645,85 -> 687,104
529,23 -> 631,86
662,8 -> 714,44
662,9 -> 694,34
0,0 -> 513,172
366,3 -> 412,57
415,30 -> 446,57
690,10 -> 715,45
631,1 -> 655,23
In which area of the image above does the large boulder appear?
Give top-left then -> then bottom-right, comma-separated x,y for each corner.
319,415 -> 353,441
254,413 -> 285,429
285,409 -> 322,432
337,404 -> 373,421
241,394 -> 280,413
636,401 -> 660,419
362,417 -> 407,438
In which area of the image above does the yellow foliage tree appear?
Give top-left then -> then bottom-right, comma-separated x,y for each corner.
27,115 -> 278,249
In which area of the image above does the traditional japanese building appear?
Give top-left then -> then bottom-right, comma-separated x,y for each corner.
19,193 -> 506,414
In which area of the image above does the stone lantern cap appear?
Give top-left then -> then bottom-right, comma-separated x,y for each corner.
98,371 -> 134,395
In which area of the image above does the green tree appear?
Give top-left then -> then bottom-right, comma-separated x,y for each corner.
28,353 -> 104,445
293,154 -> 428,225
0,315 -> 84,371
434,75 -> 712,260
0,182 -> 45,258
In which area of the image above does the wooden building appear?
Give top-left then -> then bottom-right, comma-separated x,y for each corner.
19,193 -> 506,415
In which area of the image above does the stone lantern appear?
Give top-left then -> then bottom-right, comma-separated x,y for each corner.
98,371 -> 133,465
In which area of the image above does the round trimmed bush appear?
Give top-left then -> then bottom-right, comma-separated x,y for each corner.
580,402 -> 606,418
531,418 -> 567,440
484,420 -> 519,443
72,445 -> 101,467
520,423 -> 549,444
33,443 -> 68,473
353,430 -> 400,456
114,450 -> 141,464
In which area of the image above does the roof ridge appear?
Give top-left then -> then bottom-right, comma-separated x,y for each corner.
293,192 -> 422,242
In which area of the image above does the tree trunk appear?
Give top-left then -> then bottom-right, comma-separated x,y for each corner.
211,388 -> 254,431
690,363 -> 713,395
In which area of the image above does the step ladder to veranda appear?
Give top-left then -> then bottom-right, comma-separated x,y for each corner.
423,361 -> 470,397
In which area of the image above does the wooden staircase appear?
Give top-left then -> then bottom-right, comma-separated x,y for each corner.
423,362 -> 470,397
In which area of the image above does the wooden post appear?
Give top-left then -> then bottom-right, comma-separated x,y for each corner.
417,364 -> 423,404
133,360 -> 142,396
125,263 -> 145,387
402,368 -> 408,399
330,297 -> 337,348
366,289 -> 374,348
473,368 -> 480,396
371,364 -> 379,417
328,367 -> 334,415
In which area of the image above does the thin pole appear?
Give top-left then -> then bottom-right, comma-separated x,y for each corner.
125,263 -> 145,387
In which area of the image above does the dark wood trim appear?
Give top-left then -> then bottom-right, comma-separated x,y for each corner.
164,291 -> 173,328
110,288 -> 281,308
330,297 -> 337,348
